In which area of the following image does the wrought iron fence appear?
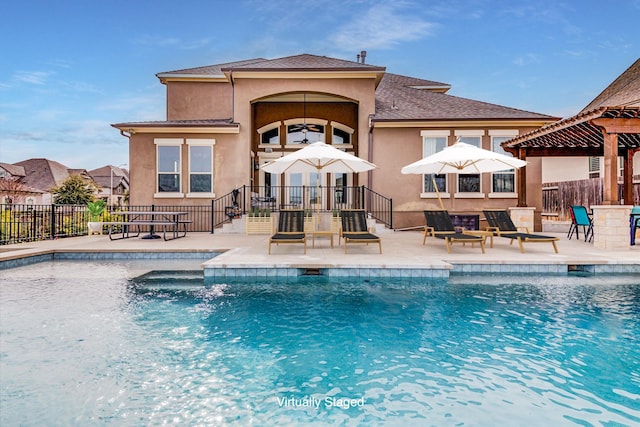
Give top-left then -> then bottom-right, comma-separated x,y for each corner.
211,185 -> 393,231
0,203 -> 214,245
1,204 -> 90,245
2,187 -> 393,243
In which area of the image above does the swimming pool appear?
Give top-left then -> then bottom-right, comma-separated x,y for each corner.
1,261 -> 639,426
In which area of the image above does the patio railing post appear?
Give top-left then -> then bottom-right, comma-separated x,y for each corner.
50,204 -> 56,240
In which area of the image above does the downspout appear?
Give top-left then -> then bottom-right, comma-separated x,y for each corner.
367,115 -> 374,186
229,70 -> 235,122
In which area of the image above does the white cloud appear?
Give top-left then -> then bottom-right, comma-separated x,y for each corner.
14,71 -> 52,85
329,1 -> 435,50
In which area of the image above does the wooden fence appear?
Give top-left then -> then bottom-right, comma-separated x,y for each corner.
543,178 -> 640,221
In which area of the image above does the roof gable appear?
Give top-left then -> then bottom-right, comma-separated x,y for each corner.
222,53 -> 385,72
13,158 -> 76,191
581,58 -> 640,112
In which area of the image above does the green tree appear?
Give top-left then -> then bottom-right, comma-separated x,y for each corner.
52,175 -> 96,205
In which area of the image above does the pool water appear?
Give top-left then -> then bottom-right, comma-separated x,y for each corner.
1,261 -> 639,426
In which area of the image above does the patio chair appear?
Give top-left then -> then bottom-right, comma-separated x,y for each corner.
423,210 -> 485,253
341,209 -> 382,254
483,209 -> 559,253
268,210 -> 306,254
631,206 -> 640,246
567,205 -> 593,242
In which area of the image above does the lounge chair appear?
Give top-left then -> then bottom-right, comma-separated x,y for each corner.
483,209 -> 559,253
268,210 -> 306,254
423,210 -> 485,253
341,209 -> 382,254
568,205 -> 593,242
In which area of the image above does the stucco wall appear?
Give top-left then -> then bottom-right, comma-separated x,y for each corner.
166,81 -> 233,121
232,77 -> 377,187
372,127 -> 544,230
542,157 -> 590,182
128,132 -> 248,206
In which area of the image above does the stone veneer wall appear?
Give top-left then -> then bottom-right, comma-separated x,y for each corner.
591,205 -> 632,250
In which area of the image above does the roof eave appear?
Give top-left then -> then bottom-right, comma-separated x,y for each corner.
371,117 -> 558,128
111,123 -> 240,135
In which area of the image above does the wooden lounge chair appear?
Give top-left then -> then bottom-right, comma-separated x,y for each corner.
341,209 -> 382,254
423,210 -> 485,253
568,205 -> 593,242
483,209 -> 559,253
268,210 -> 306,254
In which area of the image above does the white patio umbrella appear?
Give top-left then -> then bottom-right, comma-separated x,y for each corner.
401,141 -> 527,209
260,142 -> 377,222
261,141 -> 377,174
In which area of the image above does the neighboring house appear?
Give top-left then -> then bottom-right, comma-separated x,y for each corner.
0,162 -> 44,204
88,165 -> 130,206
541,58 -> 640,185
112,53 -> 558,229
10,158 -> 97,204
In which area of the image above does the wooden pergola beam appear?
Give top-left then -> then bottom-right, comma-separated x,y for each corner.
590,117 -> 640,134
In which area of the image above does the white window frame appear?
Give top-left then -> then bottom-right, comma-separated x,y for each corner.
284,118 -> 328,147
489,130 -> 518,198
331,121 -> 354,148
154,138 -> 183,198
186,139 -> 215,198
454,130 -> 485,198
257,122 -> 281,149
420,130 -> 450,199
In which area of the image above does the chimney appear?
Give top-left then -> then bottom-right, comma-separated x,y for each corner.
360,50 -> 367,64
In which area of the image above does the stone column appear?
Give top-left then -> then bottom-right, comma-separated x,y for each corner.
591,205 -> 632,250
509,207 -> 535,232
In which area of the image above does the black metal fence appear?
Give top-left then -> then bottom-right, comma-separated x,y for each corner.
0,203 -> 214,245
211,185 -> 393,231
1,186 -> 393,244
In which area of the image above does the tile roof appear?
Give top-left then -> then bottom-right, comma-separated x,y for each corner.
12,158 -> 85,192
159,54 -> 385,76
157,58 -> 267,76
0,163 -> 26,177
147,54 -> 556,125
581,58 -> 640,112
374,73 -> 557,121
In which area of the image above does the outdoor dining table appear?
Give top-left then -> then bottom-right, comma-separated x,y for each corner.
107,211 -> 189,241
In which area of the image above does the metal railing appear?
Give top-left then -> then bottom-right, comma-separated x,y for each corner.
1,187 -> 393,243
1,204 -> 89,244
211,185 -> 393,231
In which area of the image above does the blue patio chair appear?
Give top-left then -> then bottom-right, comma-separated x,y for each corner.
568,205 -> 593,242
631,206 -> 640,246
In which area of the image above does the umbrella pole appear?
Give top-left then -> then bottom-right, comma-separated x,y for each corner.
432,176 -> 445,210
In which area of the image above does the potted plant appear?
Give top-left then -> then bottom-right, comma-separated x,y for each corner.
87,200 -> 106,235
245,207 -> 273,234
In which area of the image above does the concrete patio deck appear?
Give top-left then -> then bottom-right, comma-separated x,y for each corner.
2,228 -> 638,278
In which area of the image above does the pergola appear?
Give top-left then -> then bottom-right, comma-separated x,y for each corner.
503,106 -> 640,206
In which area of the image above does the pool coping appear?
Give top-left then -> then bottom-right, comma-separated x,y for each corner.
3,247 -> 639,278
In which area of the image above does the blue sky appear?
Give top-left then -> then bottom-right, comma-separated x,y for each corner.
1,0 -> 638,170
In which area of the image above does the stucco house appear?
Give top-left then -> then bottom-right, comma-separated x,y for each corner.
2,158 -> 96,205
112,53 -> 558,230
0,163 -> 44,204
88,165 -> 130,206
